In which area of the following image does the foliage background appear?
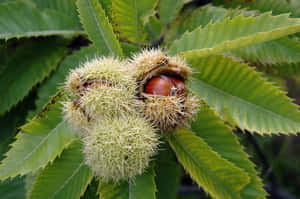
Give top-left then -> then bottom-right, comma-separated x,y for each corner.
0,0 -> 299,198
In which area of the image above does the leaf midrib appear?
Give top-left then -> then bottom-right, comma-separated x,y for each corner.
0,30 -> 85,38
49,162 -> 85,199
177,22 -> 300,56
23,121 -> 65,162
3,120 -> 66,175
86,0 -> 113,54
169,133 -> 238,199
192,78 -> 300,128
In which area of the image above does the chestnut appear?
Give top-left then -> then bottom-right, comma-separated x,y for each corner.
144,75 -> 185,96
130,49 -> 199,131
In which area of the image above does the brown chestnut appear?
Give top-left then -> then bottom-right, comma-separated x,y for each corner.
144,76 -> 171,96
144,75 -> 185,96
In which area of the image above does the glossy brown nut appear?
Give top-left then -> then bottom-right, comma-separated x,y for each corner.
144,76 -> 171,96
144,75 -> 185,96
162,76 -> 185,96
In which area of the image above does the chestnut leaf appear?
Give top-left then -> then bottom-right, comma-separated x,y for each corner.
158,0 -> 185,26
33,0 -> 79,22
166,5 -> 300,74
167,128 -> 250,199
0,95 -> 78,180
0,1 -> 83,40
213,0 -> 298,17
98,163 -> 156,199
111,0 -> 158,46
169,12 -> 300,57
28,141 -> 93,199
189,54 -> 300,134
76,0 -> 123,57
191,106 -> 267,199
155,143 -> 181,199
0,38 -> 68,115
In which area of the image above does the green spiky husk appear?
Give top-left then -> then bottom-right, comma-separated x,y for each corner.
129,49 -> 191,94
65,57 -> 135,97
130,49 -> 199,131
63,57 -> 138,133
141,93 -> 199,131
82,114 -> 159,182
62,100 -> 91,133
79,85 -> 139,119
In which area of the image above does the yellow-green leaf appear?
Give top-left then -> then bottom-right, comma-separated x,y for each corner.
0,38 -> 68,115
167,128 -> 250,199
188,54 -> 300,134
191,107 -> 267,199
158,0 -> 185,25
0,1 -> 83,40
169,12 -> 300,57
98,164 -> 156,199
29,141 -> 93,199
112,0 -> 158,46
155,143 -> 181,199
77,0 -> 123,57
0,95 -> 77,180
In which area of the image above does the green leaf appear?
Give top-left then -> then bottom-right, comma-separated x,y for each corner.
81,178 -> 99,199
76,0 -> 123,57
0,43 -> 11,71
0,105 -> 23,147
213,0 -> 298,17
0,116 -> 26,198
28,46 -> 99,118
0,38 -> 68,115
262,63 -> 300,77
166,5 -> 300,73
165,4 -> 228,42
32,0 -> 79,22
98,164 -> 156,199
188,54 -> 300,134
169,12 -> 300,56
0,1 -> 83,40
21,92 -> 64,135
112,0 -> 158,46
0,177 -> 26,199
29,141 -> 93,199
291,0 -> 300,18
99,0 -> 112,19
166,4 -> 258,41
25,172 -> 40,199
244,0 -> 291,16
0,94 -> 78,181
155,143 -> 181,199
183,4 -> 228,29
231,37 -> 300,74
158,0 -> 185,25
145,16 -> 163,42
0,90 -> 36,160
191,106 -> 267,199
167,128 -> 250,199
120,42 -> 139,57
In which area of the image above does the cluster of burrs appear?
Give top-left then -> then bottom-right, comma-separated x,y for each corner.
63,49 -> 199,182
